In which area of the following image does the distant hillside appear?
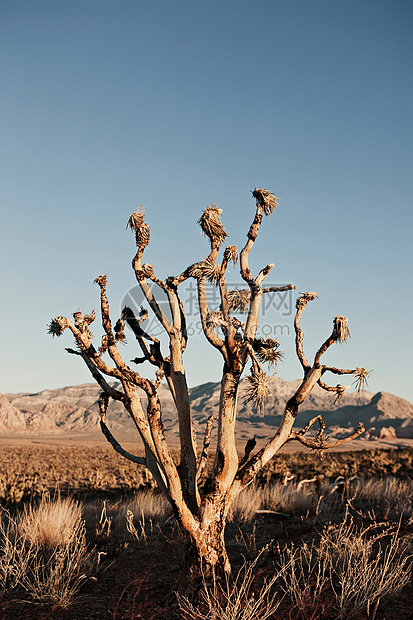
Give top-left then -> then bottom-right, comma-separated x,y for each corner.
2,377 -> 413,442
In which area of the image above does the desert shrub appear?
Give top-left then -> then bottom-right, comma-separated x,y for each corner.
229,474 -> 413,529
18,496 -> 83,549
276,512 -> 412,619
1,447 -> 412,507
0,497 -> 94,608
259,448 -> 413,484
83,491 -> 172,544
19,529 -> 92,608
0,446 -> 156,506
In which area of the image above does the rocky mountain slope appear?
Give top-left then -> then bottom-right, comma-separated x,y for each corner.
1,378 -> 413,443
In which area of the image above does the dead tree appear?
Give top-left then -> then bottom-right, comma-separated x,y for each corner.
48,189 -> 368,582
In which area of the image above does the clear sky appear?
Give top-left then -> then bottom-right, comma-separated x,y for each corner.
1,0 -> 412,402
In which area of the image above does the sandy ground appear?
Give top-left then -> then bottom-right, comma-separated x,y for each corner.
1,432 -> 412,454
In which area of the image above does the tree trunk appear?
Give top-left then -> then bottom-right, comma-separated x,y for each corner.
178,518 -> 230,592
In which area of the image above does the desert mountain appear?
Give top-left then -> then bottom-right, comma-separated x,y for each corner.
2,378 -> 413,442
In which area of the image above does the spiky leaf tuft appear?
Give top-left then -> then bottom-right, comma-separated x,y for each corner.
127,207 -> 145,230
243,369 -> 272,417
252,337 -> 284,369
224,245 -> 238,265
228,289 -> 251,313
334,315 -> 350,344
252,188 -> 279,215
189,258 -> 221,283
206,311 -> 225,330
198,204 -> 228,245
47,318 -> 64,338
127,208 -> 150,248
353,367 -> 370,392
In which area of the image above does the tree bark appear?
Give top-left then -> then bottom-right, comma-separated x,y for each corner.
214,368 -> 240,492
178,510 -> 230,591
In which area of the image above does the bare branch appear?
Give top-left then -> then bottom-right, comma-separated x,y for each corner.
314,315 -> 351,364
66,348 -> 124,400
122,306 -> 164,368
297,414 -> 326,438
240,208 -> 262,284
98,392 -> 146,464
322,366 -> 356,376
197,278 -> 227,360
317,380 -> 350,403
261,284 -> 297,294
255,263 -> 274,285
100,422 -> 146,465
94,275 -> 134,375
289,422 -> 365,449
318,366 -> 370,398
52,315 -> 123,380
239,189 -> 279,285
132,259 -> 174,335
294,292 -> 317,370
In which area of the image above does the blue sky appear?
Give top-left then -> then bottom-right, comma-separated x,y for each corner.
1,0 -> 412,402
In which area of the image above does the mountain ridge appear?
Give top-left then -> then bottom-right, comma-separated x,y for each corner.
2,378 -> 412,442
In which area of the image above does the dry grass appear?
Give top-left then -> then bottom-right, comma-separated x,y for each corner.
276,511 -> 412,619
0,447 -> 412,616
352,476 -> 413,520
120,490 -> 171,543
18,496 -> 82,549
178,550 -> 284,620
0,497 -> 94,608
0,512 -> 31,592
229,475 -> 413,527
